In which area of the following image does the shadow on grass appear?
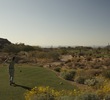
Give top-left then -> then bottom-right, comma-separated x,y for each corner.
12,83 -> 32,90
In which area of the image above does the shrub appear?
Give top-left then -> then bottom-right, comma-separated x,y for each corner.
76,69 -> 93,80
104,94 -> 110,100
75,76 -> 85,84
36,51 -> 60,61
23,45 -> 35,52
69,70 -> 76,77
85,69 -> 102,77
104,59 -> 110,66
60,70 -> 76,81
25,86 -> 55,100
97,81 -> 110,98
36,52 -> 47,59
58,96 -> 75,100
102,70 -> 110,79
93,64 -> 102,69
3,44 -> 20,53
46,51 -> 60,61
75,93 -> 100,100
84,78 -> 97,86
3,43 -> 35,53
25,86 -> 81,100
86,56 -> 92,61
30,93 -> 54,100
93,77 -> 105,90
60,71 -> 72,80
54,67 -> 61,72
52,52 -> 60,61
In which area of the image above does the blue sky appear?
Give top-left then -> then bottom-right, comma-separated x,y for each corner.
0,0 -> 110,47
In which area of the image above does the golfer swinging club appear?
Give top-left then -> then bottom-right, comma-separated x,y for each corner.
9,56 -> 16,85
5,56 -> 16,85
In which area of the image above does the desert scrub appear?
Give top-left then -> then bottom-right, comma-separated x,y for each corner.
75,76 -> 85,84
60,70 -> 76,81
76,69 -> 92,79
54,67 -> 61,72
97,80 -> 110,98
102,69 -> 110,79
75,93 -> 100,100
104,94 -> 110,100
84,78 -> 97,86
25,86 -> 81,100
30,94 -> 54,100
93,76 -> 105,90
57,96 -> 75,100
25,86 -> 55,100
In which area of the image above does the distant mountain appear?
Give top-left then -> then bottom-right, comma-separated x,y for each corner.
0,38 -> 11,49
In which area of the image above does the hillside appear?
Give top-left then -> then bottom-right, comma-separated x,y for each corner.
0,38 -> 11,49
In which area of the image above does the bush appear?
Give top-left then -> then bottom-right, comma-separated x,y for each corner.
76,69 -> 92,79
25,86 -> 81,100
58,96 -> 75,100
54,67 -> 61,72
48,51 -> 60,61
85,69 -> 102,77
3,43 -> 35,53
60,70 -> 76,81
36,51 -> 60,61
60,72 -> 72,80
93,77 -> 105,90
69,70 -> 76,77
104,94 -> 110,100
102,70 -> 110,79
75,76 -> 85,84
30,93 -> 54,100
36,52 -> 47,59
84,78 -> 97,86
97,81 -> 110,98
3,44 -> 20,53
23,45 -> 35,52
75,93 -> 100,100
25,86 -> 55,100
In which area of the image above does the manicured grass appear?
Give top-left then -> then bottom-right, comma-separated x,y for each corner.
0,64 -> 76,100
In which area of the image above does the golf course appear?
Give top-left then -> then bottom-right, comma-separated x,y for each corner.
0,64 -> 76,100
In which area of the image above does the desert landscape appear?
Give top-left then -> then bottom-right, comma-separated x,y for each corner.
0,38 -> 110,100
0,0 -> 110,100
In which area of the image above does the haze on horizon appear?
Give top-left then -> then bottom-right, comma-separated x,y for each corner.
0,0 -> 110,47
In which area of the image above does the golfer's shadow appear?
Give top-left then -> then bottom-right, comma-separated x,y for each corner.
13,83 -> 32,90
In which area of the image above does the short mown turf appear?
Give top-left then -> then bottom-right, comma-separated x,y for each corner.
0,64 -> 76,100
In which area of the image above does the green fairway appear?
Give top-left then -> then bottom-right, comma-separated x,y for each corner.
0,64 -> 76,100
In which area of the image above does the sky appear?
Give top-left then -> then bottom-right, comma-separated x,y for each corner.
0,0 -> 110,47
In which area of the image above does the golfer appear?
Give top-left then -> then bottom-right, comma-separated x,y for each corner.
9,56 -> 16,85
5,56 -> 16,85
